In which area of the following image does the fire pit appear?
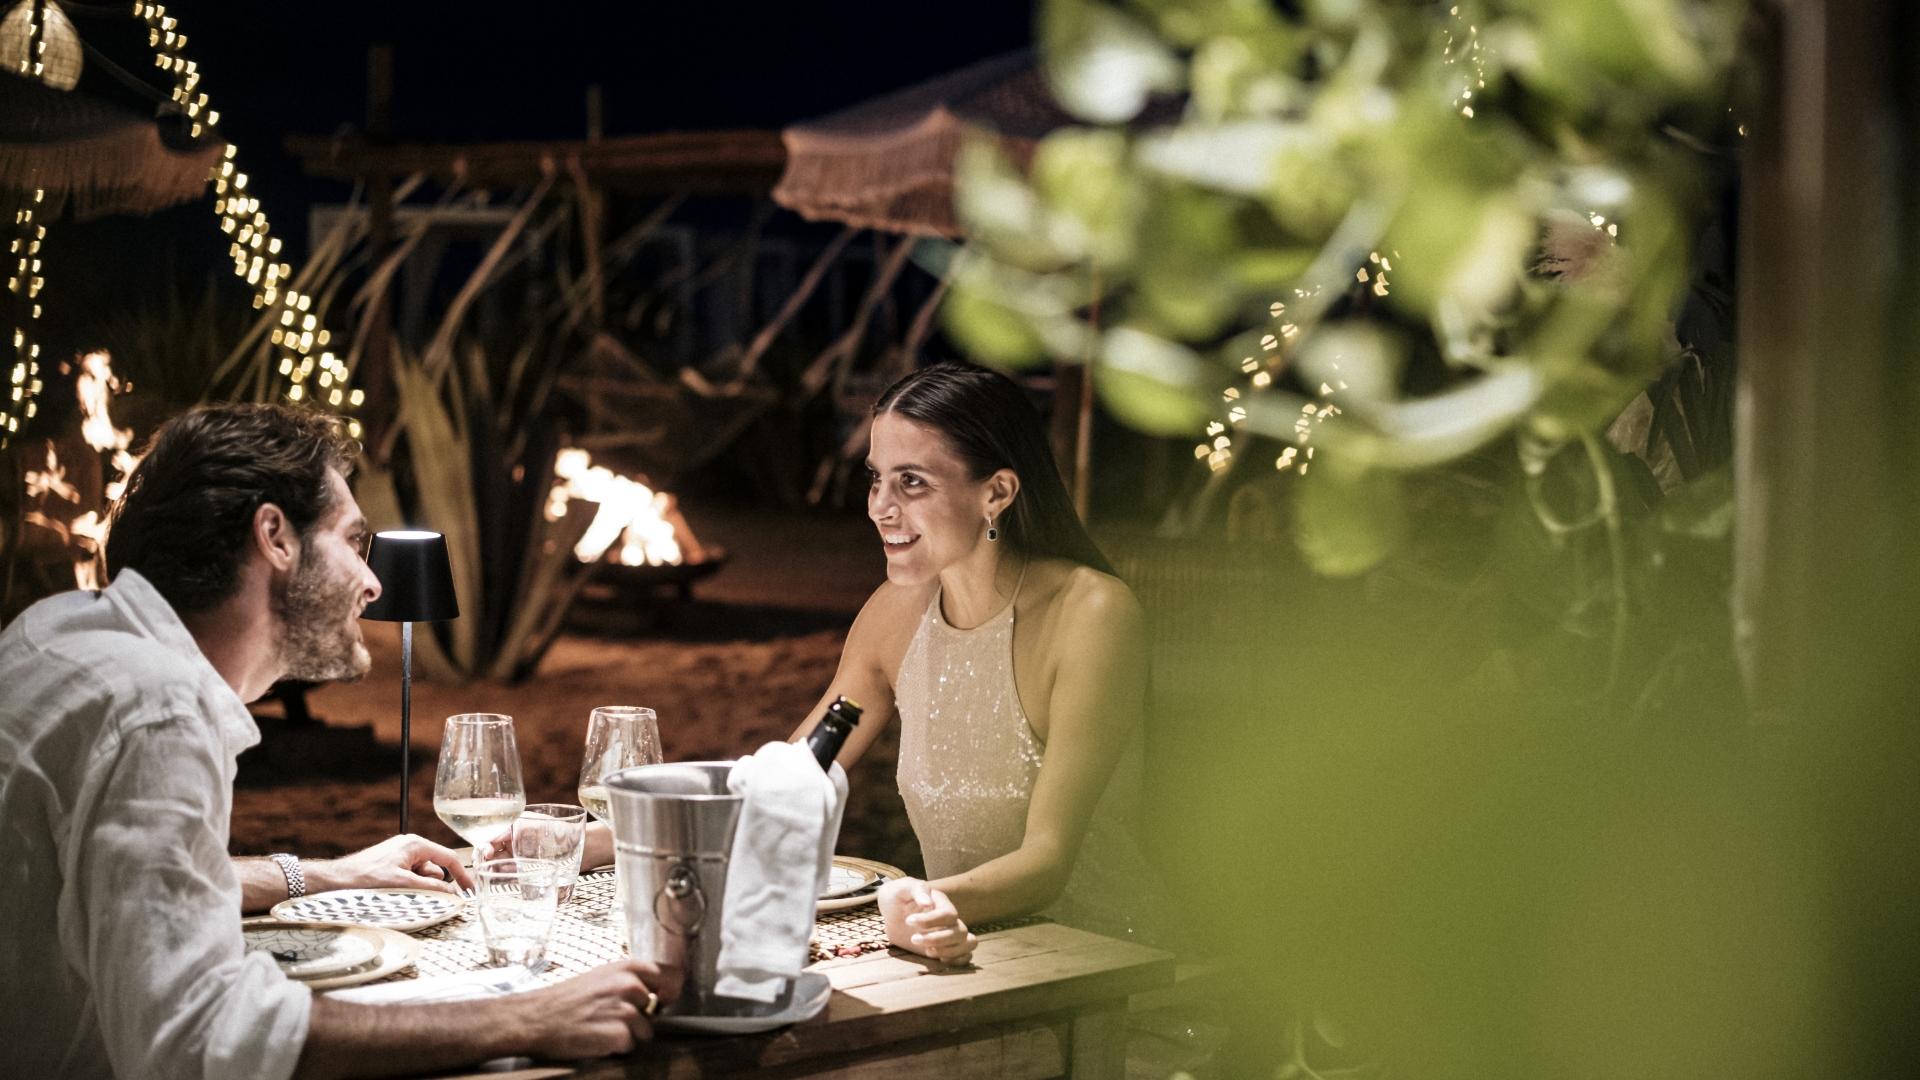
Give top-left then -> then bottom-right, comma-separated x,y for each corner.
546,448 -> 727,606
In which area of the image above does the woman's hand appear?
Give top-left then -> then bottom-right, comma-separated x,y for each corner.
878,878 -> 977,965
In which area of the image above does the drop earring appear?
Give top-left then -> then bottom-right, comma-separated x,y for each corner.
986,514 -> 999,542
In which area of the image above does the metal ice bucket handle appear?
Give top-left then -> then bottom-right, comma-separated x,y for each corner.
635,849 -> 723,938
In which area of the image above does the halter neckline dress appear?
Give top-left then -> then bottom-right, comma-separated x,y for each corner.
893,562 -> 1169,943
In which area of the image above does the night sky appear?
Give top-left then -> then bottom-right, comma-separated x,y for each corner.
41,1 -> 1036,356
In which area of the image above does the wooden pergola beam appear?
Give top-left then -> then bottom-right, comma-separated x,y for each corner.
283,130 -> 788,194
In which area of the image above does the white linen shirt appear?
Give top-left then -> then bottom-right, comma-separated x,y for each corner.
0,570 -> 311,1080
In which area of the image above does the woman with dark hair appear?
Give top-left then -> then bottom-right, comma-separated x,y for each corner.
789,361 -> 1167,964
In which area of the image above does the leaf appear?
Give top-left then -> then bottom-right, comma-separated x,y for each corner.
1656,466 -> 1733,540
953,140 -> 1076,270
1294,468 -> 1408,577
1042,0 -> 1184,124
390,351 -> 483,675
1138,120 -> 1310,197
1096,326 -> 1211,435
1031,129 -> 1144,265
1135,188 -> 1246,338
942,283 -> 1048,368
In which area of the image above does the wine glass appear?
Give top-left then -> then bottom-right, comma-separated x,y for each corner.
433,713 -> 527,873
577,706 -> 661,823
577,706 -> 659,917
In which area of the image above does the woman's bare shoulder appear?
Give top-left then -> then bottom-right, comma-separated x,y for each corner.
847,579 -> 937,654
1051,562 -> 1144,627
1026,559 -> 1145,654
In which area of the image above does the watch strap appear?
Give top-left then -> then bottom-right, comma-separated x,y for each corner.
269,853 -> 306,899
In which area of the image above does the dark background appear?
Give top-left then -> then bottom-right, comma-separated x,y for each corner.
41,1 -> 1036,355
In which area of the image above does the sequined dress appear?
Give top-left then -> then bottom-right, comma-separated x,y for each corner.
894,569 -> 1170,944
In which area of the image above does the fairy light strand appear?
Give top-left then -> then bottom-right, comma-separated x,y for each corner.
3,189 -> 47,446
135,2 -> 362,438
16,0 -> 44,80
1442,5 -> 1486,119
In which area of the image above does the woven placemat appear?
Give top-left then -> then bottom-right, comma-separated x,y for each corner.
371,869 -> 897,987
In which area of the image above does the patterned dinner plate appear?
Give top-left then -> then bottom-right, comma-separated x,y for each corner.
243,923 -> 381,979
815,856 -> 906,913
271,888 -> 466,932
243,918 -> 422,991
819,860 -> 880,900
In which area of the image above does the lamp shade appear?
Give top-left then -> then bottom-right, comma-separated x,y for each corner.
361,530 -> 460,623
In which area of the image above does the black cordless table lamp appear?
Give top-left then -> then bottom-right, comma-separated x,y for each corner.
361,530 -> 459,834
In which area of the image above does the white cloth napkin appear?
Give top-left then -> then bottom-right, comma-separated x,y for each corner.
713,742 -> 846,1003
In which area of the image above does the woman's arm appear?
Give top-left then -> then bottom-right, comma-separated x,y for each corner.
578,586 -> 921,873
929,572 -> 1149,925
786,582 -> 917,770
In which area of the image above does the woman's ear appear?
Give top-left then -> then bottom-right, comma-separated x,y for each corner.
986,468 -> 1021,518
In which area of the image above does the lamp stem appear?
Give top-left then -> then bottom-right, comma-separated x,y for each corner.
400,620 -> 412,835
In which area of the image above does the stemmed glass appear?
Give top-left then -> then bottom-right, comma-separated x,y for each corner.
576,706 -> 660,916
433,713 -> 527,874
577,706 -> 662,823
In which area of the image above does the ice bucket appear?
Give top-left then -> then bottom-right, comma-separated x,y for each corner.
605,761 -> 753,1014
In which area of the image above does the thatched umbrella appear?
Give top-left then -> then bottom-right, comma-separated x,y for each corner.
772,50 -> 1067,238
0,66 -> 222,218
773,50 -> 1167,511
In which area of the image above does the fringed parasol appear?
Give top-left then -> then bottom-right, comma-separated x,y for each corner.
0,67 -> 222,218
773,51 -> 1073,238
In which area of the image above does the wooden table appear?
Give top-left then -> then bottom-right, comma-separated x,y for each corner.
427,920 -> 1171,1079
381,868 -> 1172,1078
607,920 -> 1170,1079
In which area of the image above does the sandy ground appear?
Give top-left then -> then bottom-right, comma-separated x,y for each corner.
230,503 -> 926,875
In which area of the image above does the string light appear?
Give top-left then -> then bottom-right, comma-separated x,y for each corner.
2,189 -> 46,447
136,2 -> 361,439
1442,6 -> 1486,119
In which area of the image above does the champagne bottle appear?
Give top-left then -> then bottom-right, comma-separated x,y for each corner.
803,696 -> 863,771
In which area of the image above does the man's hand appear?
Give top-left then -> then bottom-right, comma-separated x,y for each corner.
520,960 -> 680,1060
305,834 -> 472,896
878,878 -> 977,965
298,959 -> 681,1078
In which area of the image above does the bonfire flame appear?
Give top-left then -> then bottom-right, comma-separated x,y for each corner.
19,351 -> 140,590
546,447 -> 700,568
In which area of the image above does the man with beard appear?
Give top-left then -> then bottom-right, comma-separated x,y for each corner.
0,404 -> 673,1079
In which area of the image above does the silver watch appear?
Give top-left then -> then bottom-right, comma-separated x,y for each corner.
269,853 -> 306,899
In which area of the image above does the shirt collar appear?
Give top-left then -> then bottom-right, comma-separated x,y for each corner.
102,569 -> 263,759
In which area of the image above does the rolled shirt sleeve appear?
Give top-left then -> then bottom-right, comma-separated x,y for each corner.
66,713 -> 311,1080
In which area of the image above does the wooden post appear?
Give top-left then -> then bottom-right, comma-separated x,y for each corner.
1733,0 -> 1920,721
1073,265 -> 1100,520
582,84 -> 606,327
362,42 -> 397,459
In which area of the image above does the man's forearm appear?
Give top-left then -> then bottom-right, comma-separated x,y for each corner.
232,855 -> 291,914
295,996 -> 533,1080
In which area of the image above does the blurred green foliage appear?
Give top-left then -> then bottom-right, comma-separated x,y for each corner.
934,4 -> 1878,1079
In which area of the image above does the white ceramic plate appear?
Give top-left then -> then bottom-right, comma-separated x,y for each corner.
271,888 -> 465,932
241,919 -> 419,989
818,861 -> 879,900
815,856 -> 905,913
243,923 -> 381,979
656,972 -> 833,1035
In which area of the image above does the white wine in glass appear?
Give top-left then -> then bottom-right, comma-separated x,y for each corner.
434,713 -> 527,865
577,784 -> 612,823
577,706 -> 661,823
